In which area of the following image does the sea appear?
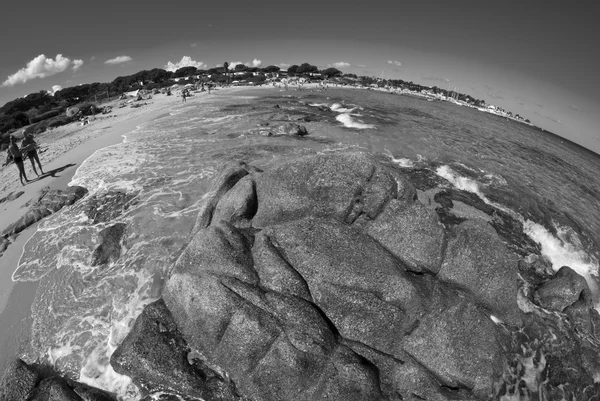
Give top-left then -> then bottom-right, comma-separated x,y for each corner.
4,87 -> 600,399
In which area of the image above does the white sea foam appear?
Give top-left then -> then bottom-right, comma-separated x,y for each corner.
435,164 -> 600,310
79,362 -> 139,401
490,315 -> 503,325
69,143 -> 146,193
336,114 -> 376,129
452,162 -> 479,173
435,165 -> 490,202
391,157 -> 415,168
330,103 -> 356,113
523,220 -> 599,292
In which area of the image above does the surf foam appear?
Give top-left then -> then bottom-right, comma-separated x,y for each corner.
435,164 -> 600,309
436,165 -> 490,202
336,114 -> 375,129
330,103 -> 356,113
523,220 -> 599,294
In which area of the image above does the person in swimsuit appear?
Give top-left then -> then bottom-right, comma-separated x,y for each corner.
22,132 -> 44,176
3,135 -> 29,185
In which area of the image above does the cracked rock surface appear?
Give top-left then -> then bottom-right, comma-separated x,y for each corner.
109,152 -> 600,400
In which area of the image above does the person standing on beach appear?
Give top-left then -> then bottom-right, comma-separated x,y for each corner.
22,132 -> 44,176
3,135 -> 29,185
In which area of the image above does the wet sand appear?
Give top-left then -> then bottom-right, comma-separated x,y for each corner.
0,93 -> 188,372
0,85 -> 283,373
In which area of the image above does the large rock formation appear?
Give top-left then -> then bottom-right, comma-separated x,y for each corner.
111,299 -> 243,400
108,152 -> 600,401
2,186 -> 88,238
0,359 -> 114,401
0,186 -> 88,259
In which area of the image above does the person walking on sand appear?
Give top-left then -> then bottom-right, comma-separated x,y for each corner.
3,135 -> 29,185
22,132 -> 44,176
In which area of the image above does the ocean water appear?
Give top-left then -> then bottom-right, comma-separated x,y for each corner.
10,88 -> 600,399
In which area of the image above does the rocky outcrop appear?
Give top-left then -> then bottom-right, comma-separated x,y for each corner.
2,186 -> 87,238
534,266 -> 591,312
366,200 -> 446,274
432,188 -> 540,256
275,122 -> 308,136
0,190 -> 24,205
251,152 -> 412,227
157,153 -> 514,400
0,359 -> 41,401
90,223 -> 126,266
111,299 -> 242,400
0,359 -> 113,401
438,219 -> 523,326
110,152 -> 600,401
0,186 -> 88,258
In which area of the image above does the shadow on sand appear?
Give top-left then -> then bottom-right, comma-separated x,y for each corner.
26,163 -> 77,184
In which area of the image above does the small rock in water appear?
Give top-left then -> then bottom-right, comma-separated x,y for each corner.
276,122 -> 308,136
90,223 -> 127,266
534,266 -> 591,312
0,190 -> 24,204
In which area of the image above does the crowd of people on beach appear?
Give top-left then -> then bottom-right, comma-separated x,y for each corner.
2,133 -> 44,186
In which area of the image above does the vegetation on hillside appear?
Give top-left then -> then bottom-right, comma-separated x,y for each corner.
0,61 -> 494,148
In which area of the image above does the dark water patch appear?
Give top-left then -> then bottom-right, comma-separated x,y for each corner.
398,108 -> 436,119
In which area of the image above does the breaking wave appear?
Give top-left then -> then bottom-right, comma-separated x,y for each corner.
435,165 -> 600,306
336,114 -> 376,129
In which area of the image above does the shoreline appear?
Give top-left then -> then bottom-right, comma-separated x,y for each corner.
0,93 -> 189,372
0,85 -> 281,373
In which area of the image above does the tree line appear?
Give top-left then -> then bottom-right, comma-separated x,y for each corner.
0,61 -> 491,145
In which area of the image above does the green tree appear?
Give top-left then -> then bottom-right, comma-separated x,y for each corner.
173,66 -> 197,78
234,64 -> 247,72
262,65 -> 280,73
223,62 -> 229,85
296,63 -> 318,75
322,68 -> 342,78
287,65 -> 299,76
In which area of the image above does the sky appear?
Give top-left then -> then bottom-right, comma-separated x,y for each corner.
1,0 -> 599,152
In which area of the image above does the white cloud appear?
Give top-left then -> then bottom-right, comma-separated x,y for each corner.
356,64 -> 367,68
228,61 -> 244,70
387,60 -> 402,67
191,43 -> 198,47
105,55 -> 133,65
72,59 -> 84,71
278,63 -> 290,69
164,56 -> 208,72
90,56 -> 96,61
227,59 -> 263,70
2,54 -> 80,87
330,62 -> 350,69
48,85 -> 63,95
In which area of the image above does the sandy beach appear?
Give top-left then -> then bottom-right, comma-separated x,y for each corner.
0,90 -> 193,371
0,84 -> 291,372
